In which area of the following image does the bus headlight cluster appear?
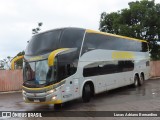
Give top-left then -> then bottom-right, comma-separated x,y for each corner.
22,90 -> 26,95
52,96 -> 56,100
47,89 -> 55,94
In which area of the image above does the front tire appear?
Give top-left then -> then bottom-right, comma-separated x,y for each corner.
54,104 -> 62,109
82,84 -> 91,103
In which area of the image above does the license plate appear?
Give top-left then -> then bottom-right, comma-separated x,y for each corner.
34,99 -> 40,102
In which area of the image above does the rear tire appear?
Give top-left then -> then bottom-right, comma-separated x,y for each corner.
82,84 -> 91,103
133,75 -> 139,87
139,74 -> 144,86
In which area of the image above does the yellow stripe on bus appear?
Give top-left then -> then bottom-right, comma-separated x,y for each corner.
112,51 -> 135,59
25,99 -> 62,104
29,56 -> 44,61
11,55 -> 24,70
22,80 -> 65,91
86,29 -> 147,43
48,48 -> 69,67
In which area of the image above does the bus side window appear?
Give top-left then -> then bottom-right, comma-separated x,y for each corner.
82,44 -> 89,53
82,33 -> 98,55
46,67 -> 52,83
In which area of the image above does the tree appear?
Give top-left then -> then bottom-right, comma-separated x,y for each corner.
32,22 -> 43,34
99,0 -> 160,60
0,56 -> 12,70
0,60 -> 5,69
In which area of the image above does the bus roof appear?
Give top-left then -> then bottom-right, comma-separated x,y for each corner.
86,29 -> 147,43
33,27 -> 85,36
32,27 -> 147,43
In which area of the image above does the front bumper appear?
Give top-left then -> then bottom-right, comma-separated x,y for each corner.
22,88 -> 62,104
22,80 -> 66,104
24,98 -> 62,104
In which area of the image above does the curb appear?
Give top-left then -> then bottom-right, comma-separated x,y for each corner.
150,77 -> 160,80
0,90 -> 22,94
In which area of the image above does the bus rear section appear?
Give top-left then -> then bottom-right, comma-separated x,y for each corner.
78,30 -> 150,100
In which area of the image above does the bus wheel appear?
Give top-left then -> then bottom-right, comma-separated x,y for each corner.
139,74 -> 144,86
82,84 -> 91,103
133,75 -> 139,87
54,104 -> 62,109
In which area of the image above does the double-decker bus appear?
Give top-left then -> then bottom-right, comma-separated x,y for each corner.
22,27 -> 150,107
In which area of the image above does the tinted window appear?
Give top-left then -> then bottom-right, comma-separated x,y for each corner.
25,29 -> 62,56
56,28 -> 85,81
82,33 -> 107,53
118,61 -> 134,72
60,28 -> 84,50
104,36 -> 137,51
83,60 -> 134,77
82,33 -> 147,55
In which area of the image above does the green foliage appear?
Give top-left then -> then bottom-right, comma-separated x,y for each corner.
0,57 -> 11,70
0,60 -> 5,69
99,0 -> 160,60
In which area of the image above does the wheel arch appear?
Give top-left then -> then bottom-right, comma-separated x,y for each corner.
140,72 -> 145,79
80,80 -> 95,97
134,73 -> 140,79
131,72 -> 140,84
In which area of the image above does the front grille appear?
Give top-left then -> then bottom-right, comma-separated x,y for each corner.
27,97 -> 46,102
23,82 -> 46,88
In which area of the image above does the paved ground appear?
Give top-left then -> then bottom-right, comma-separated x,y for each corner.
1,78 -> 160,120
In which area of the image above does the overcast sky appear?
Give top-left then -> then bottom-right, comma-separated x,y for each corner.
0,0 -> 159,59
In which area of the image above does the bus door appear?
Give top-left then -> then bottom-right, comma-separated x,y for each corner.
58,63 -> 75,101
62,77 -> 80,100
61,76 -> 75,101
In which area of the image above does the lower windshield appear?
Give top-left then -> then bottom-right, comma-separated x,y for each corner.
23,60 -> 53,86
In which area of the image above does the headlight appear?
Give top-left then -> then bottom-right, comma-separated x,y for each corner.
47,89 -> 55,94
52,96 -> 56,100
22,90 -> 26,94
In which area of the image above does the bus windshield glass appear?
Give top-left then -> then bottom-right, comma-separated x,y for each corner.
23,60 -> 53,85
25,29 -> 62,56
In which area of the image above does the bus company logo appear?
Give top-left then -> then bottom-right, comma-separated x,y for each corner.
1,112 -> 11,118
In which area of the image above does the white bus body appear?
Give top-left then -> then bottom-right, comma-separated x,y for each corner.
22,28 -> 150,105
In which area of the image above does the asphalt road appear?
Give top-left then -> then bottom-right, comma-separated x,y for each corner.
1,78 -> 160,120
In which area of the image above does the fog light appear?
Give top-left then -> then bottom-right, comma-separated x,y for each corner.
52,96 -> 56,100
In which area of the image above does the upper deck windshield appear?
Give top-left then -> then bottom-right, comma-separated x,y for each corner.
25,29 -> 62,56
25,28 -> 85,56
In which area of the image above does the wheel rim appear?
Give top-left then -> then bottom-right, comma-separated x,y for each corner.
140,75 -> 144,84
135,76 -> 138,86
